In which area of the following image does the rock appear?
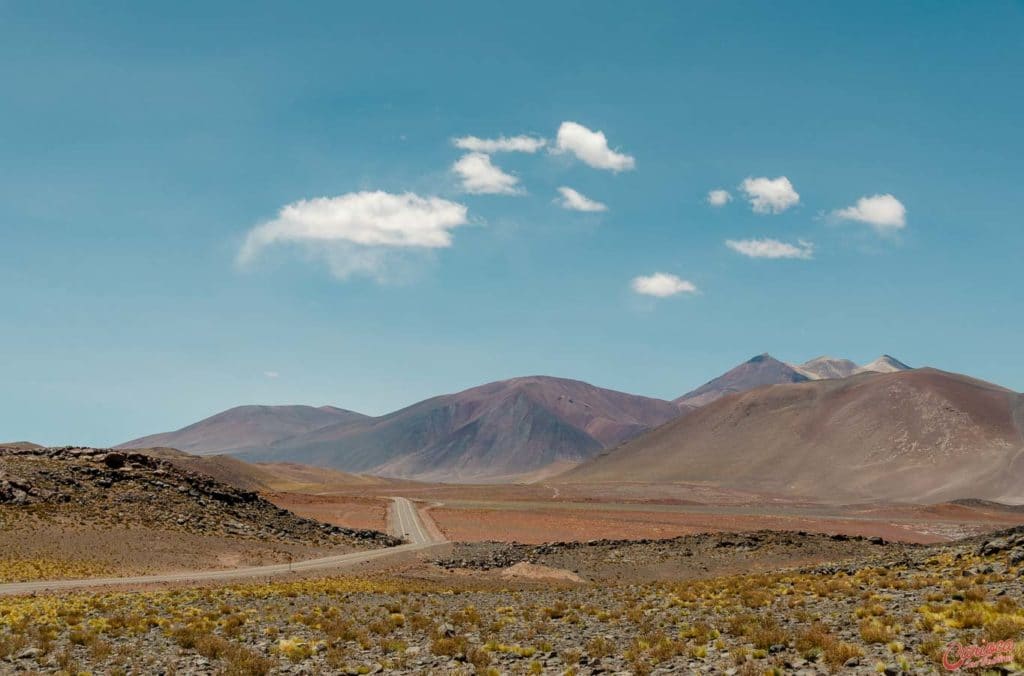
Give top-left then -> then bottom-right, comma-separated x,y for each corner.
15,647 -> 42,660
980,538 -> 1012,556
100,452 -> 127,469
844,657 -> 860,668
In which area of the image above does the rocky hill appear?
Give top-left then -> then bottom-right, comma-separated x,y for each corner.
0,446 -> 398,548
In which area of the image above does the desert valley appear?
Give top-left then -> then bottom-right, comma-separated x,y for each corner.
3,355 -> 1024,674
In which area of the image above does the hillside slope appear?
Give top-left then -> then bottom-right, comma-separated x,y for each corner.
563,369 -> 1024,503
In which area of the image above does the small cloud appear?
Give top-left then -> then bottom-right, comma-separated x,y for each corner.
832,193 -> 906,233
237,190 -> 469,282
452,152 -> 522,194
740,176 -> 800,214
631,272 -> 698,297
556,186 -> 608,212
726,238 -> 814,259
263,371 -> 280,379
553,121 -> 635,172
707,189 -> 732,207
452,135 -> 546,153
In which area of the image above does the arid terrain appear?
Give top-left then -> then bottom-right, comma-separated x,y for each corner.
0,446 -> 398,583
1,517 -> 1024,674
3,443 -> 1024,674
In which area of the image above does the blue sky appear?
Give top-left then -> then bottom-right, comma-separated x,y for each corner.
2,1 -> 1023,446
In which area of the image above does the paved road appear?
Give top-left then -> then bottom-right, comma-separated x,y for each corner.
0,497 -> 443,597
390,496 -> 432,544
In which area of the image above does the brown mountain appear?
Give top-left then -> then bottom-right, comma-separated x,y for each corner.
561,368 -> 1024,503
118,405 -> 366,456
674,354 -> 810,409
235,376 -> 681,482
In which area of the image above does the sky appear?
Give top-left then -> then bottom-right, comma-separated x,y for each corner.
2,1 -> 1023,446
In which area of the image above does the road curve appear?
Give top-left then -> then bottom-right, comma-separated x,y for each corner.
0,497 -> 444,597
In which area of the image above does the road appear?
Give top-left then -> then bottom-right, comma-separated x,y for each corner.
390,496 -> 432,544
0,497 -> 443,597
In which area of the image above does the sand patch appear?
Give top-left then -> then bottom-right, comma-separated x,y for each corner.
498,562 -> 584,583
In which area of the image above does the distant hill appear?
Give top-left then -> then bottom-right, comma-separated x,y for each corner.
561,368 -> 1024,503
0,441 -> 44,450
118,405 -> 366,456
229,376 -> 680,482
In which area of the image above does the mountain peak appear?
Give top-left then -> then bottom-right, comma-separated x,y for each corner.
675,354 -> 807,408
858,355 -> 912,374
791,356 -> 860,380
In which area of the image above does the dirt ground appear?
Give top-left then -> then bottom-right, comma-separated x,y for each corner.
265,492 -> 391,533
0,524 -> 340,582
423,504 -> 950,543
274,478 -> 1024,546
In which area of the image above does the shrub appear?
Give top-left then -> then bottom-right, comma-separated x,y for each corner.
586,636 -> 614,659
824,640 -> 862,668
859,619 -> 895,644
277,637 -> 314,662
431,635 -> 469,657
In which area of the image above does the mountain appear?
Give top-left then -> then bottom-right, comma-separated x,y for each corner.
792,356 -> 860,380
233,376 -> 681,482
673,354 -> 810,409
560,368 -> 1024,503
118,405 -> 366,456
857,354 -> 912,374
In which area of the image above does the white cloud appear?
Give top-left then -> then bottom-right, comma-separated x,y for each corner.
554,121 -> 635,172
263,371 -> 279,379
707,189 -> 732,207
739,176 -> 800,214
452,152 -> 522,194
631,273 -> 698,297
725,238 -> 814,259
453,135 -> 546,153
556,186 -> 608,212
832,194 -> 906,232
237,190 -> 469,282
